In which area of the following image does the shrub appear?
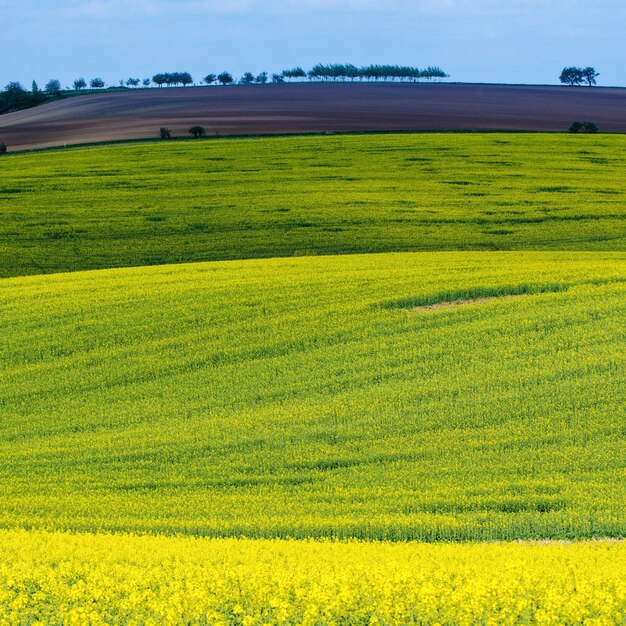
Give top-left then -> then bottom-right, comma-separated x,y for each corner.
189,126 -> 206,138
569,121 -> 598,133
0,143 -> 6,155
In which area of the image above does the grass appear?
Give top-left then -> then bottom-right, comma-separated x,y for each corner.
1,133 -> 626,278
2,251 -> 624,540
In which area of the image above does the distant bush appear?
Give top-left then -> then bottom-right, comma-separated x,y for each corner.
159,128 -> 172,139
569,121 -> 598,133
0,143 -> 6,155
189,126 -> 206,138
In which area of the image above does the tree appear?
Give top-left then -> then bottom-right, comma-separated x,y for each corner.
5,81 -> 24,94
180,72 -> 193,87
217,72 -> 233,86
272,73 -> 285,84
0,81 -> 43,113
255,71 -> 268,85
142,78 -> 151,87
30,81 -> 45,105
582,67 -> 599,86
282,67 -> 306,81
90,78 -> 105,89
422,66 -> 449,81
45,79 -> 62,95
0,143 -> 6,155
152,73 -> 167,87
189,125 -> 206,138
126,78 -> 141,87
240,72 -> 255,85
204,74 -> 217,86
73,77 -> 87,91
160,127 -> 172,139
559,67 -> 584,86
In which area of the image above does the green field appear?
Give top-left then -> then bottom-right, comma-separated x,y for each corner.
2,252 -> 624,540
2,131 -> 625,623
2,133 -> 626,278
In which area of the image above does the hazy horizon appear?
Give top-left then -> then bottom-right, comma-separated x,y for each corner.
3,1 -> 624,88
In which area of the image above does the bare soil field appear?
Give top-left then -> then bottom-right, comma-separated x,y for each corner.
1,82 -> 626,151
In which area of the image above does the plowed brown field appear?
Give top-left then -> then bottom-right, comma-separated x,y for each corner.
1,82 -> 626,151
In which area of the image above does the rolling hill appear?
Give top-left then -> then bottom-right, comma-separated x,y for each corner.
2,82 -> 626,152
1,126 -> 625,622
2,252 -> 625,539
2,132 -> 626,278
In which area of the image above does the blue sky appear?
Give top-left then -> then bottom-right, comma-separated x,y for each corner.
3,0 -> 623,88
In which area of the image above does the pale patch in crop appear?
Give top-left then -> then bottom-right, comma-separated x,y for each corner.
413,294 -> 525,311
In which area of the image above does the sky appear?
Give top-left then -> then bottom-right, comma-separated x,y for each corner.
2,0 -> 624,88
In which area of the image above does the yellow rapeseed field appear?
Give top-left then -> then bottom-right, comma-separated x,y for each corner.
1,252 -> 625,541
0,529 -> 624,625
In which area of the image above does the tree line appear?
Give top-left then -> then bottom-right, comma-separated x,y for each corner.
0,62 -> 451,114
304,64 -> 448,81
